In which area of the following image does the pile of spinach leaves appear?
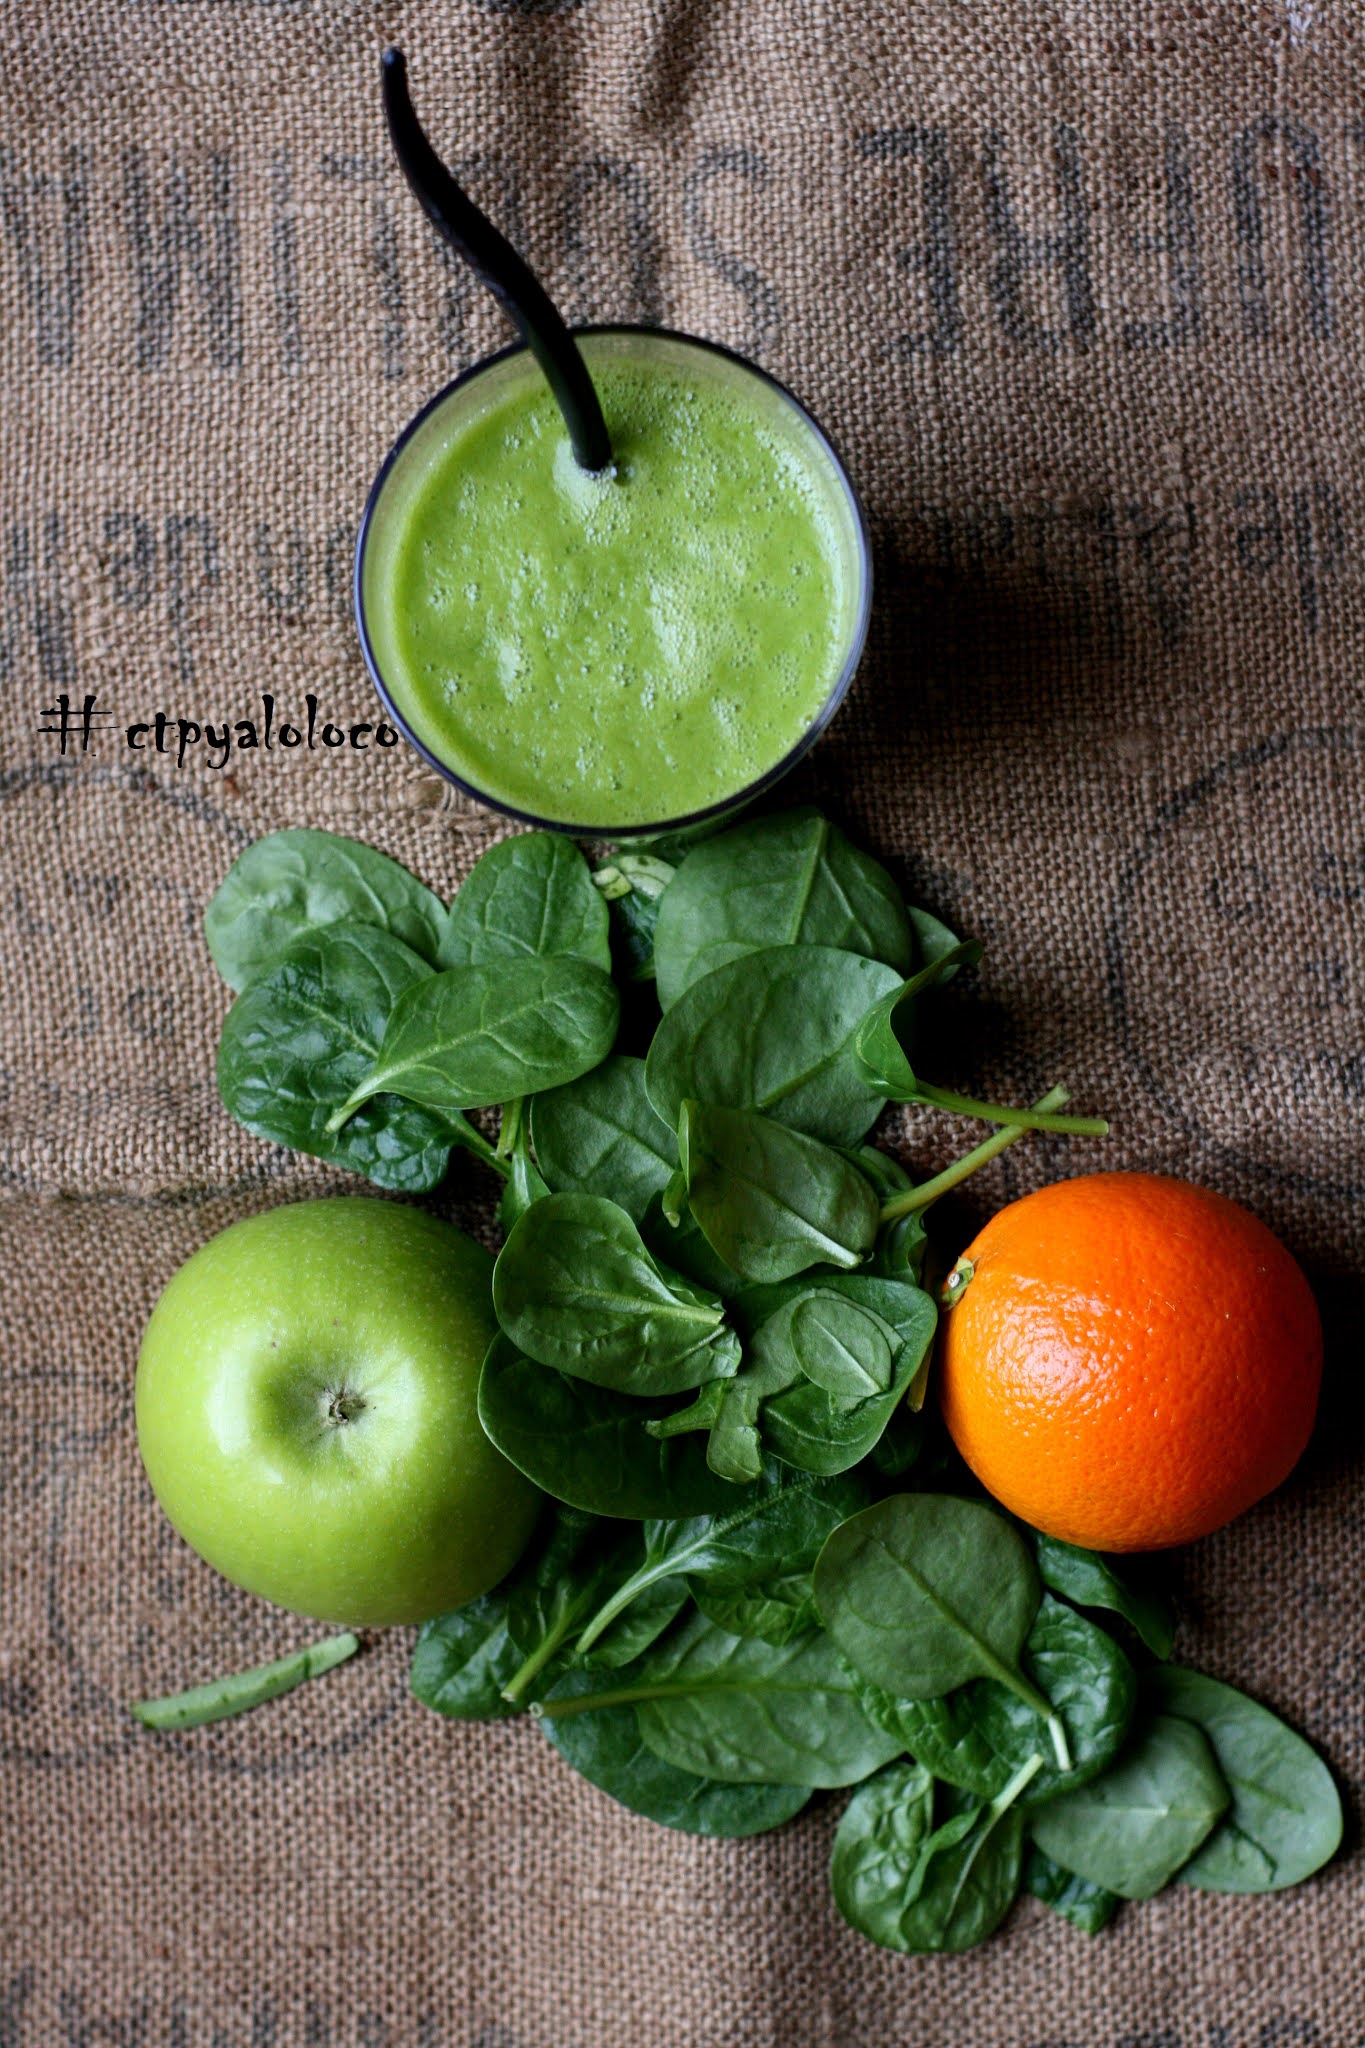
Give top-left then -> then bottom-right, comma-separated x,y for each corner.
201,809 -> 1341,1955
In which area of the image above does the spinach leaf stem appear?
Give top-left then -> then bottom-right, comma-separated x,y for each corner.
879,1087 -> 1071,1222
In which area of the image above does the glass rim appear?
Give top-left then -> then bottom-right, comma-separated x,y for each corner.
353,322 -> 873,840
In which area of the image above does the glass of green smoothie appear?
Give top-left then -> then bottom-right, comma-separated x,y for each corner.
355,325 -> 871,837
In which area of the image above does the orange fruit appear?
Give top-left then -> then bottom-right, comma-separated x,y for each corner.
937,1171 -> 1322,1552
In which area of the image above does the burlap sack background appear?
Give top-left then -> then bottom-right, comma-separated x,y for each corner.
3,1 -> 1362,2040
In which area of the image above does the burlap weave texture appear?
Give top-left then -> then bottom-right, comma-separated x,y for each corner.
2,2 -> 1362,2042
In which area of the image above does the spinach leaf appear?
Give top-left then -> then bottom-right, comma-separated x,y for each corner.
632,1618 -> 902,1788
758,1306 -> 933,1478
653,807 -> 913,1008
868,1210 -> 930,1286
861,1596 -> 1136,1807
579,1575 -> 690,1670
644,1380 -> 730,1447
494,1193 -> 740,1394
674,1335 -> 801,1484
788,1292 -> 896,1396
531,1057 -> 677,1224
215,923 -> 470,1193
1029,1711 -> 1231,1899
639,1194 -> 745,1295
814,1494 -> 1070,1765
1023,1844 -> 1121,1934
645,945 -> 898,1146
957,1593 -> 1134,1804
1144,1667 -> 1342,1892
204,829 -> 446,991
732,1271 -> 936,1355
650,1279 -> 913,1484
851,940 -> 982,1084
679,1101 -> 881,1283
439,831 -> 611,971
327,956 -> 619,1127
574,1468 -> 868,1656
412,1507 -> 628,1715
868,1402 -> 924,1479
130,1633 -> 358,1730
692,1570 -> 821,1646
843,1145 -> 912,1199
814,1493 -> 1039,1699
267,1093 -> 467,1198
502,1507 -> 637,1704
411,1594 -> 520,1721
908,903 -> 966,975
1034,1533 -> 1177,1660
477,1335 -> 742,1519
593,852 -> 675,982
539,1676 -> 811,1836
832,1758 -> 1040,1954
829,1760 -> 936,1950
709,1290 -> 891,1480
538,1611 -> 902,1788
688,1272 -> 933,1480
852,954 -> 1107,1137
496,1103 -> 551,1234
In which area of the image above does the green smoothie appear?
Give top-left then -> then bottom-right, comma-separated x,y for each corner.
360,333 -> 865,829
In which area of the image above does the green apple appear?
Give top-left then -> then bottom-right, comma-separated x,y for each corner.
135,1197 -> 540,1626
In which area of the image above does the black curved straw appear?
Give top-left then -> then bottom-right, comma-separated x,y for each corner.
381,48 -> 613,474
